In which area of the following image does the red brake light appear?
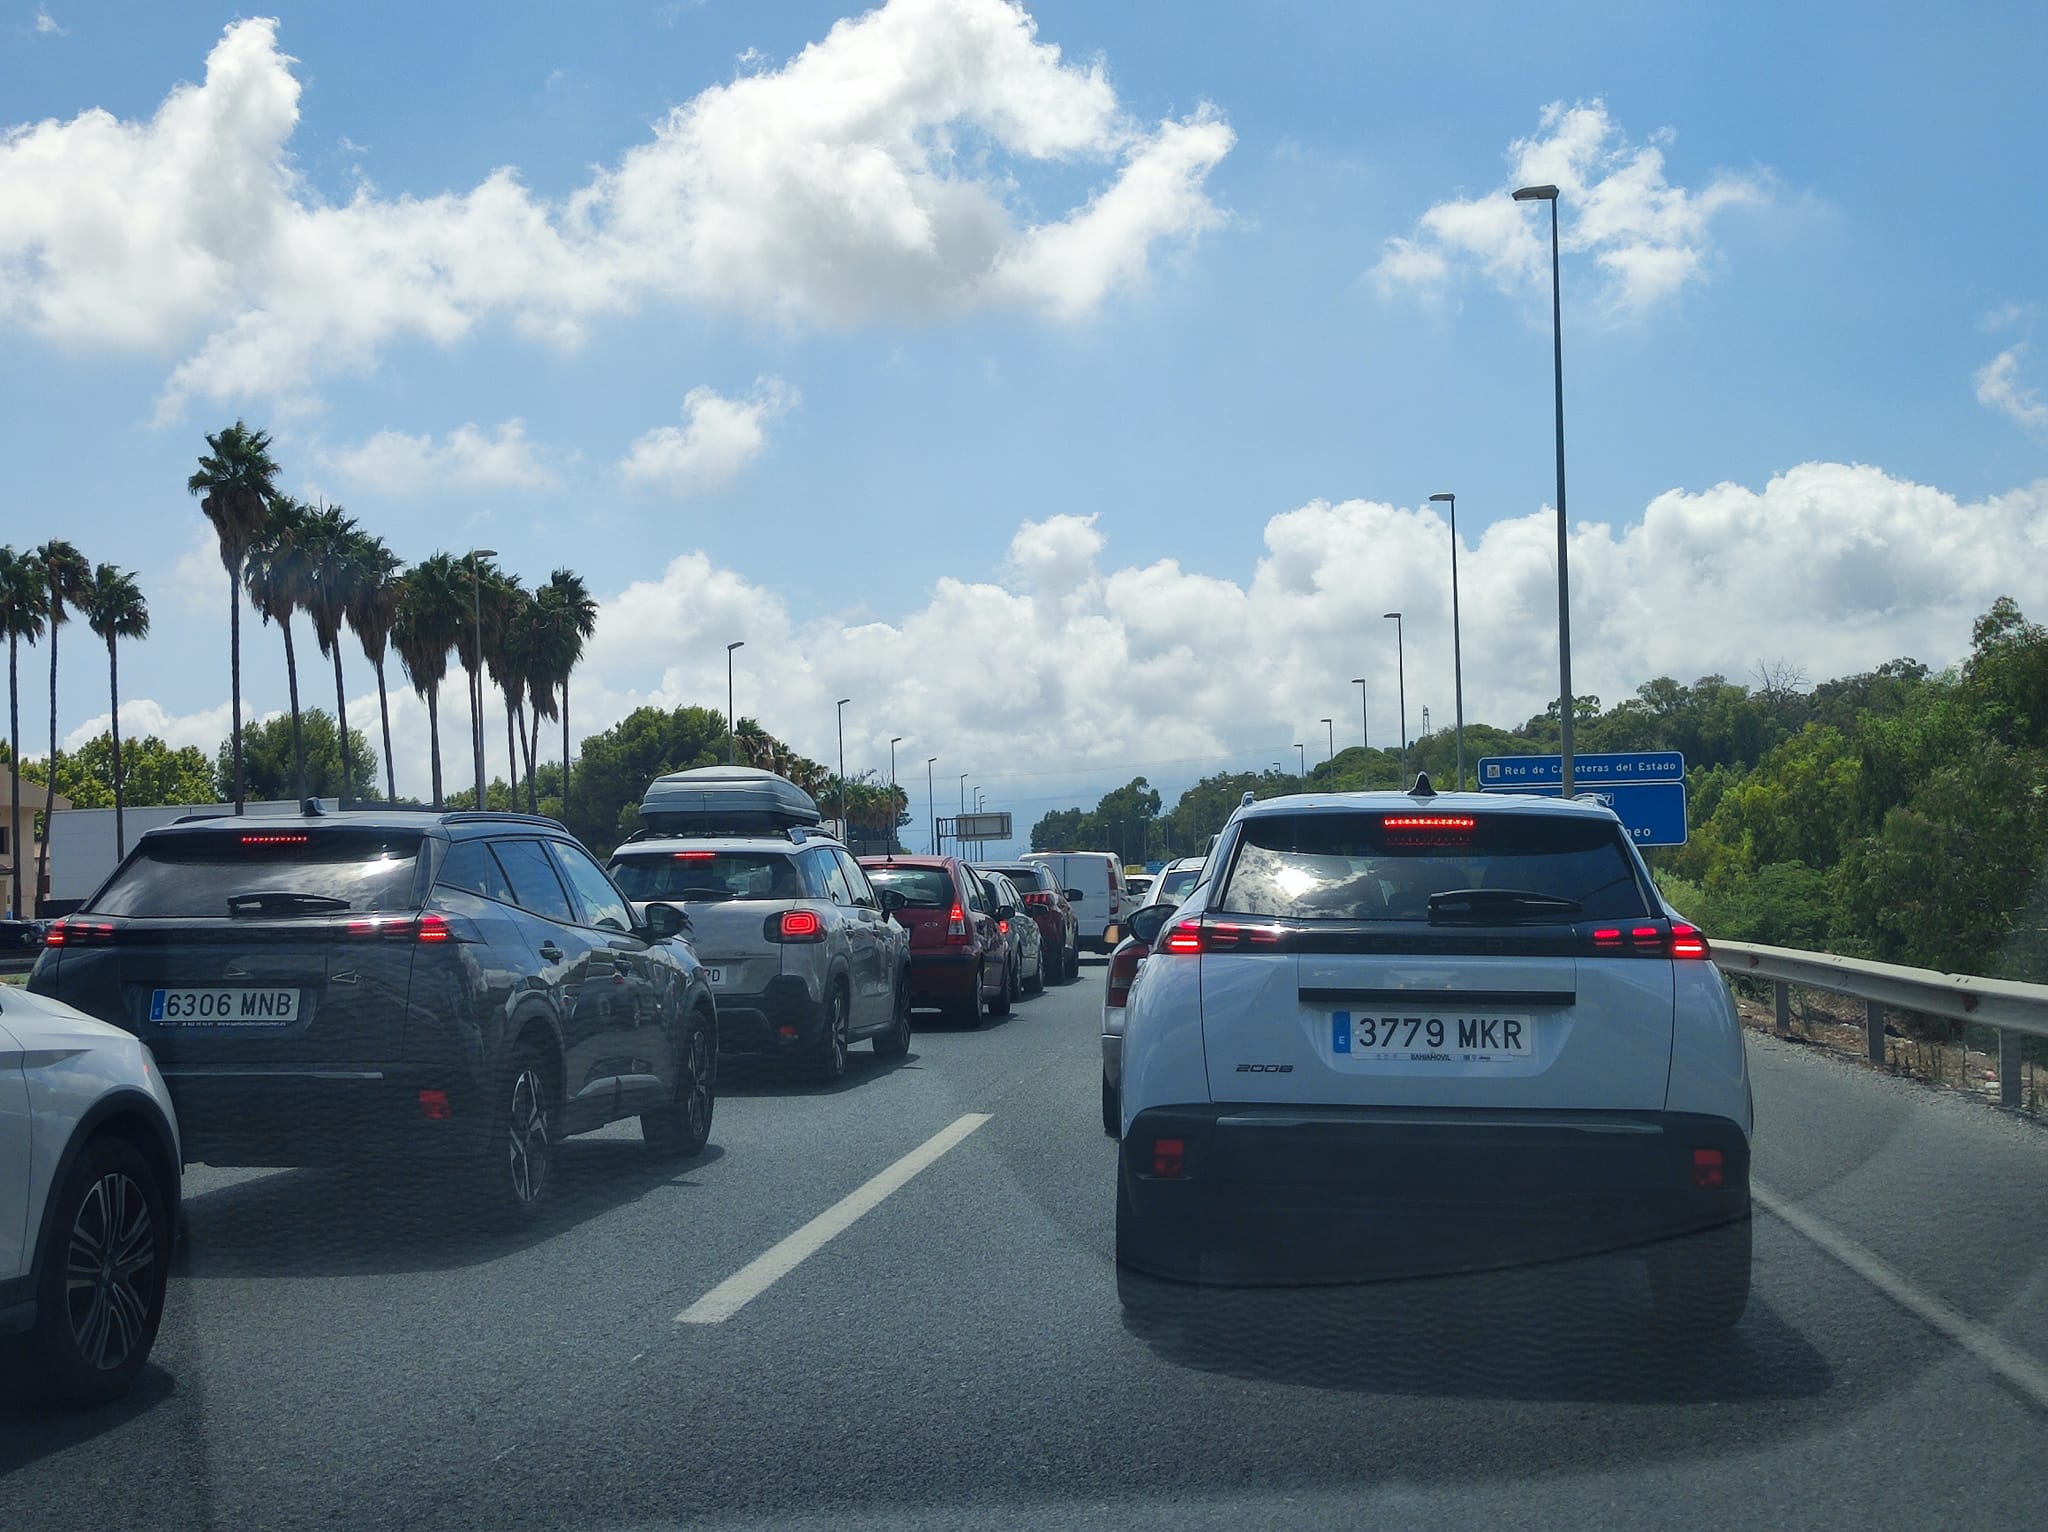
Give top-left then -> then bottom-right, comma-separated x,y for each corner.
417,1088 -> 452,1121
997,918 -> 1009,934
1151,1138 -> 1186,1177
415,913 -> 454,943
240,833 -> 309,845
1381,814 -> 1476,847
1105,944 -> 1146,1007
1161,919 -> 1205,955
779,909 -> 823,940
673,851 -> 717,861
1692,1147 -> 1725,1189
46,919 -> 115,947
946,902 -> 968,942
1668,922 -> 1710,960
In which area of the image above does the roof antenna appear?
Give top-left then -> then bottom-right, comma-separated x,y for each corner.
1408,771 -> 1437,799
301,797 -> 325,816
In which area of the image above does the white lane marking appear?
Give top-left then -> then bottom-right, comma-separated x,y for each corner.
675,1112 -> 994,1325
1755,1182 -> 2048,1410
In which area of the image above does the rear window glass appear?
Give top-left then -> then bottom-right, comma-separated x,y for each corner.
90,828 -> 426,918
610,852 -> 804,902
1214,813 -> 1649,922
1158,867 -> 1201,901
977,865 -> 1049,892
864,866 -> 955,907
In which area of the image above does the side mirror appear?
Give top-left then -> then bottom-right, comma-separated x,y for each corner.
996,903 -> 1016,921
1127,904 -> 1175,946
877,887 -> 908,914
642,901 -> 688,940
1065,888 -> 1085,901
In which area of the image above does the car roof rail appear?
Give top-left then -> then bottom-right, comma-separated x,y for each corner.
441,810 -> 569,829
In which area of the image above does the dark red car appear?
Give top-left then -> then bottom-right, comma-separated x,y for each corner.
972,861 -> 1080,985
860,855 -> 1015,1024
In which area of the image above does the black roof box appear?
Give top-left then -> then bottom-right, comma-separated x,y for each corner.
638,767 -> 821,836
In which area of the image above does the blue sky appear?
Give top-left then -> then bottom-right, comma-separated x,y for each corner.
4,1 -> 2047,850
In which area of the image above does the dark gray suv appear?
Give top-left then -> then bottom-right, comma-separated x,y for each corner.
28,809 -> 717,1222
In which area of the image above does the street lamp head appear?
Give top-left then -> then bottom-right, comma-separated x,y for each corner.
1352,676 -> 1367,685
472,547 -> 498,561
837,697 -> 851,707
726,640 -> 744,653
927,756 -> 937,766
1383,611 -> 1401,621
891,735 -> 903,746
1428,492 -> 1455,504
1512,184 -> 1559,201
1320,717 -> 1332,725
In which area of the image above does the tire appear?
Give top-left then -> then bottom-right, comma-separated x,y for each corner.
1101,1075 -> 1120,1138
1649,1216 -> 1752,1337
32,1133 -> 171,1406
477,1040 -> 557,1227
642,1011 -> 715,1158
1062,941 -> 1081,985
873,977 -> 912,1058
953,966 -> 989,1027
990,955 -> 1015,1016
1025,942 -> 1045,995
813,985 -> 851,1081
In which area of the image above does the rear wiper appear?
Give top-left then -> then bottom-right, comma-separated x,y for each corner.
1426,888 -> 1583,922
226,891 -> 353,916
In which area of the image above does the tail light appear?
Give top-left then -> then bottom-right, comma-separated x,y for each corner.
346,913 -> 465,943
1157,918 -> 1283,956
1692,1148 -> 1725,1189
997,918 -> 1010,934
1586,920 -> 1711,960
417,1088 -> 453,1121
1104,942 -> 1148,1008
45,919 -> 116,947
945,902 -> 969,943
766,908 -> 826,943
1161,919 -> 1205,955
1382,814 -> 1475,847
1151,1138 -> 1186,1177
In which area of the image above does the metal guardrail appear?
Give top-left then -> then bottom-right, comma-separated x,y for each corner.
1714,939 -> 2048,1107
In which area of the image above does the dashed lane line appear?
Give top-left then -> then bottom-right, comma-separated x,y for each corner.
675,1112 -> 994,1325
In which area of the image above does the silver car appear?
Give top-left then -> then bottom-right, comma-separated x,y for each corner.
609,832 -> 911,1081
1114,784 -> 1752,1332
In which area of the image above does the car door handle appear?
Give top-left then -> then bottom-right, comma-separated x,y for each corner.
539,942 -> 564,963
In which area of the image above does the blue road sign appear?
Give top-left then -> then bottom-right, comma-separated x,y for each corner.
1475,750 -> 1684,789
1479,780 -> 1689,847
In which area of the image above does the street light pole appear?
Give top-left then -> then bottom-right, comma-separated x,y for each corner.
1320,717 -> 1334,766
1430,492 -> 1467,790
926,757 -> 938,853
1351,677 -> 1369,789
889,737 -> 902,853
835,698 -> 850,840
468,548 -> 497,807
1384,611 -> 1408,788
1514,182 -> 1575,798
1294,742 -> 1306,778
725,641 -> 744,766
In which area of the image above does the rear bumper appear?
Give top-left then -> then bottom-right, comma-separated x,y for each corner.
164,1065 -> 491,1167
709,976 -> 828,1057
1118,1104 -> 1750,1284
905,949 -> 980,1002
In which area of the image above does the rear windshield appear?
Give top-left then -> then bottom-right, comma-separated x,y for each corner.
1158,867 -> 1202,901
90,828 -> 427,918
863,866 -> 955,907
609,851 -> 804,902
1214,812 -> 1649,922
978,865 -> 1049,892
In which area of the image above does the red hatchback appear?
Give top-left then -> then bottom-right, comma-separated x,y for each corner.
860,856 -> 1014,1024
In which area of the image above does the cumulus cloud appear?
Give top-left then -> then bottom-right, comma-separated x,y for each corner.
1372,100 -> 1764,314
618,380 -> 796,493
97,461 -> 2048,823
0,4 -> 1234,413
1976,346 -> 2048,436
324,419 -> 560,493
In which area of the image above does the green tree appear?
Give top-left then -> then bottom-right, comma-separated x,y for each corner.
188,420 -> 281,812
0,547 -> 46,916
482,573 -> 531,806
33,540 -> 90,910
80,564 -> 150,856
561,704 -> 732,852
532,569 -> 597,823
243,497 -> 313,802
345,532 -> 404,803
218,709 -> 378,804
392,553 -> 466,808
296,504 -> 365,805
20,734 -> 216,812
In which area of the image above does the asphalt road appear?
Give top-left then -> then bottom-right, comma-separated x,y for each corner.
6,963 -> 2048,1530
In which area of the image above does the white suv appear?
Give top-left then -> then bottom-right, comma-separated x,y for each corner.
1114,783 -> 1752,1332
2,984 -> 182,1403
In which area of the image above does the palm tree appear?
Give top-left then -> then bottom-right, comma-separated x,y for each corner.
344,533 -> 403,802
297,505 -> 364,804
514,599 -> 555,813
449,554 -> 502,804
33,540 -> 90,911
81,566 -> 149,857
188,421 -> 280,813
533,570 -> 597,822
483,574 -> 531,808
0,548 -> 46,918
392,554 -> 466,808
243,497 -> 313,803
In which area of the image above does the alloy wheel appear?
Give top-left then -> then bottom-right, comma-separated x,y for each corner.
64,1171 -> 156,1375
507,1066 -> 552,1205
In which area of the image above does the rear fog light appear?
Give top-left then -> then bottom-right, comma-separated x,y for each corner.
1151,1138 -> 1185,1177
418,1089 -> 452,1121
777,1024 -> 799,1038
1693,1148 -> 1725,1189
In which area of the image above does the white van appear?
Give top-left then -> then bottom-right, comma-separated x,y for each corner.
1021,850 -> 1127,951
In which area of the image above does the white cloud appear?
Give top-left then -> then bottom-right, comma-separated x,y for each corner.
0,4 -> 1234,414
1372,99 -> 1764,314
325,419 -> 561,494
1976,345 -> 2048,436
98,461 -> 2048,823
34,8 -> 64,36
618,380 -> 795,493
66,697 -> 230,756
